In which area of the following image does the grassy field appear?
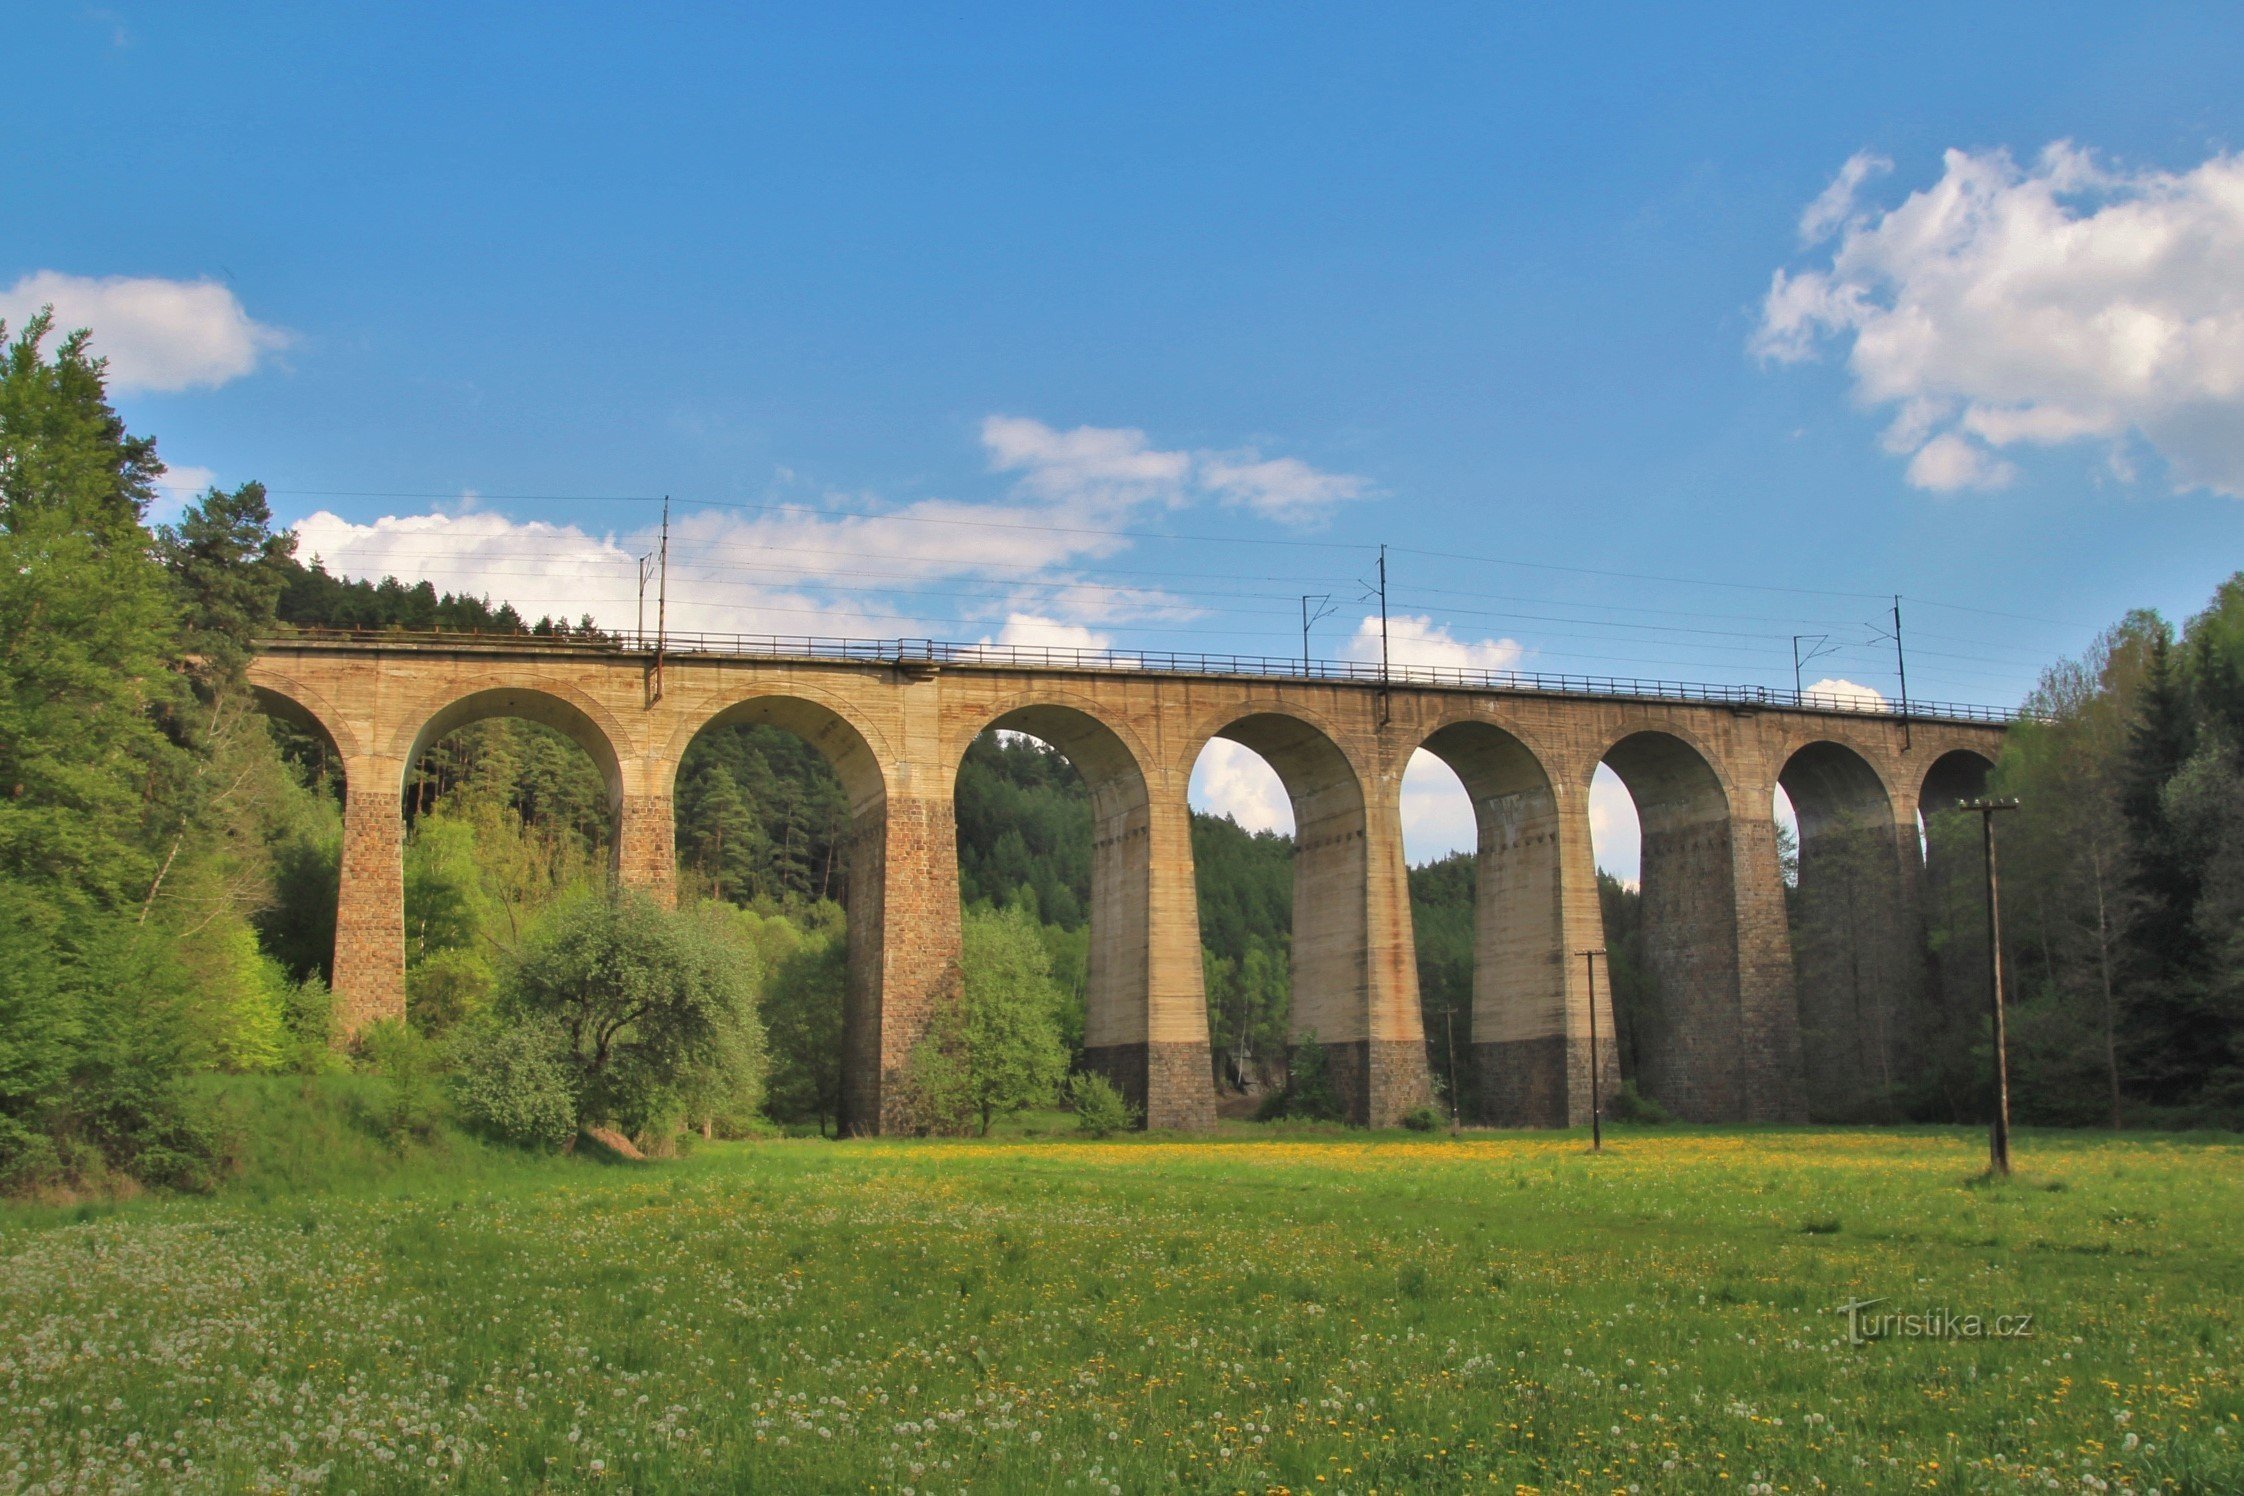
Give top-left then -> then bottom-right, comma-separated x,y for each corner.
3,1099 -> 2240,1493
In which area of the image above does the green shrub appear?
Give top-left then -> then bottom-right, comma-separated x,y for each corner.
1604,1080 -> 1672,1124
451,1018 -> 578,1149
1068,1072 -> 1140,1138
406,946 -> 496,1038
1400,1105 -> 1441,1132
503,889 -> 762,1137
1261,1033 -> 1347,1123
357,1020 -> 445,1147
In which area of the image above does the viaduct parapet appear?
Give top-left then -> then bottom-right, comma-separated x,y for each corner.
246,634 -> 2008,1134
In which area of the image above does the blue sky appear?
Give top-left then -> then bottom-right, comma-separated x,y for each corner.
10,4 -> 2244,868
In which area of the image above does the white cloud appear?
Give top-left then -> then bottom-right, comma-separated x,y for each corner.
0,271 -> 289,393
1189,739 -> 1294,835
1801,676 -> 1890,711
1342,613 -> 1525,678
1198,453 -> 1366,520
1904,432 -> 2016,492
292,416 -> 1355,646
1756,143 -> 2244,496
1797,149 -> 1892,244
981,415 -> 1191,510
983,414 -> 1367,526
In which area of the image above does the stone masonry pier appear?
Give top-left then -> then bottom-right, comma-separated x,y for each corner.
247,634 -> 2007,1135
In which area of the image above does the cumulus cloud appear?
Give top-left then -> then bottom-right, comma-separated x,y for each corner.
1797,149 -> 1892,244
1755,143 -> 2244,496
0,271 -> 289,393
1800,676 -> 1890,711
291,415 -> 1359,645
1189,739 -> 1294,836
1342,613 -> 1525,679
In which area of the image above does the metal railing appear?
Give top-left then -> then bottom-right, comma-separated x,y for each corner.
261,626 -> 2026,724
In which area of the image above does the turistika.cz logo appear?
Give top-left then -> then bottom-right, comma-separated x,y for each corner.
1833,1297 -> 2036,1346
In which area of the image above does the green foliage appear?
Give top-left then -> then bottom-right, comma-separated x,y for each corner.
1409,852 -> 1474,1108
450,1018 -> 578,1150
276,553 -> 599,637
357,1020 -> 446,1148
1602,1080 -> 1671,1124
406,946 -> 497,1038
1067,1071 -> 1139,1137
1260,1032 -> 1346,1123
1399,1104 -> 1441,1132
955,733 -> 1091,927
0,312 -> 186,916
736,903 -> 848,1133
156,480 -> 296,683
675,724 -> 848,906
899,905 -> 1071,1136
501,891 -> 765,1138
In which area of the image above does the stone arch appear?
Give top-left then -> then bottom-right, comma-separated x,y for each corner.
1414,716 -> 1578,1124
246,673 -> 364,762
397,682 -> 630,814
1778,740 -> 1911,1118
1919,748 -> 1995,819
670,691 -> 890,815
956,698 -> 1210,1125
1595,728 -> 1743,1121
1778,740 -> 1895,844
669,690 -> 912,1136
1190,708 -> 1408,1122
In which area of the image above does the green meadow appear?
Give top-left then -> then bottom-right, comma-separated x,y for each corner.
4,1096 -> 2239,1494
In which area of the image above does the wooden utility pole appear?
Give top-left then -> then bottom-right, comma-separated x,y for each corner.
1961,797 -> 2020,1176
1578,948 -> 1606,1152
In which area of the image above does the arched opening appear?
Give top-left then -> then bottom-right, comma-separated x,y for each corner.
1778,741 -> 1908,1119
396,687 -> 627,1035
1596,731 -> 1743,1121
954,705 -> 1179,1127
671,695 -> 891,1135
245,685 -> 350,991
1189,738 -> 1296,1116
1920,749 -> 1994,830
1191,713 -> 1422,1125
1413,723 -> 1573,1125
1398,749 -> 1478,1120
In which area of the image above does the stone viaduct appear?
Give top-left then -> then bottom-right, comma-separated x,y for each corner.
246,633 -> 2008,1135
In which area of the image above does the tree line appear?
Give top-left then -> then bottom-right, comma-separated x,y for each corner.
7,301 -> 2240,1197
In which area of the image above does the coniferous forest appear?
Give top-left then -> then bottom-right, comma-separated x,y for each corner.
6,308 -> 2244,1198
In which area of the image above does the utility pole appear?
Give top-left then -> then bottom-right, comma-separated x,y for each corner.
1792,633 -> 1836,701
654,497 -> 670,702
636,553 -> 655,650
1892,595 -> 1912,751
1961,797 -> 2019,1176
1377,544 -> 1391,726
1578,948 -> 1606,1152
1300,593 -> 1337,674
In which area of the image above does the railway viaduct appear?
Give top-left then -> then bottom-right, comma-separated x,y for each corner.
246,632 -> 2009,1135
